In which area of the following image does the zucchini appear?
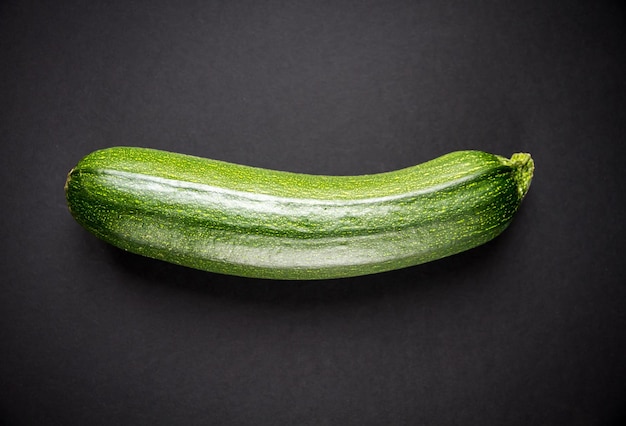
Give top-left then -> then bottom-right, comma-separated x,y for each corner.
65,147 -> 533,280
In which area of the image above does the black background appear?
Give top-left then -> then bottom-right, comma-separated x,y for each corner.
1,0 -> 625,424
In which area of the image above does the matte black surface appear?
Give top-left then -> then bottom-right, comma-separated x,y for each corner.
1,1 -> 625,424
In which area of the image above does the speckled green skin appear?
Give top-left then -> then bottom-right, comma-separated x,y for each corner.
65,147 -> 533,280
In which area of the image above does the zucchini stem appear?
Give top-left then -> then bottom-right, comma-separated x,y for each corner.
509,153 -> 534,199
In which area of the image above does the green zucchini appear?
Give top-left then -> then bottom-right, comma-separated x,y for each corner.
65,147 -> 533,280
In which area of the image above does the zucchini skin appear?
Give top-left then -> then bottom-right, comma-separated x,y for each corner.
65,147 -> 533,280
